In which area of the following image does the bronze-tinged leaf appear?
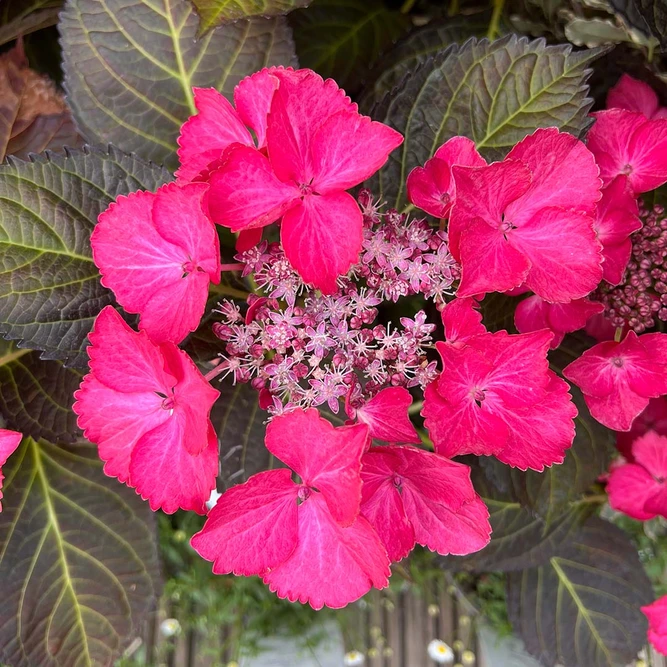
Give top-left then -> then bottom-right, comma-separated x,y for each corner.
0,0 -> 62,46
0,41 -> 82,161
508,517 -> 654,667
60,0 -> 297,169
193,0 -> 311,32
0,437 -> 161,667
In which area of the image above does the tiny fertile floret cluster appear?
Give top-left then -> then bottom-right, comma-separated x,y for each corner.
29,66 -> 667,634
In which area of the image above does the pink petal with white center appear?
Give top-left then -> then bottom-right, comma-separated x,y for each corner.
265,408 -> 367,526
265,68 -> 356,185
632,430 -> 667,480
234,68 -> 281,148
74,374 -> 168,482
441,297 -> 486,346
0,429 -> 22,512
263,492 -> 390,609
456,217 -> 531,298
495,372 -> 577,471
207,144 -> 300,232
506,128 -> 601,224
310,110 -> 403,194
407,158 -> 453,218
422,380 -> 510,458
162,343 -> 220,456
85,307 -> 175,394
176,88 -> 253,182
191,469 -> 299,575
355,387 -> 420,444
607,462 -> 660,520
510,206 -> 602,303
588,109 -> 667,193
449,160 -> 532,260
281,191 -> 363,294
607,74 -> 666,119
514,295 -> 604,348
130,418 -> 218,514
93,183 -> 220,344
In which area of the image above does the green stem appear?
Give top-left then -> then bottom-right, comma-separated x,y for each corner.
487,0 -> 505,40
408,400 -> 423,415
448,0 -> 460,16
400,0 -> 418,13
209,283 -> 250,300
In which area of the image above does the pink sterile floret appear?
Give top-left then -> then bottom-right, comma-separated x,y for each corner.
449,128 -> 603,302
422,298 -> 577,471
643,595 -> 667,655
587,109 -> 667,194
347,386 -> 420,444
176,69 -> 281,182
73,307 -> 219,514
406,137 -> 486,218
563,331 -> 667,431
360,445 -> 491,562
616,396 -> 667,460
607,74 -> 667,120
206,68 -> 403,293
0,429 -> 22,512
593,175 -> 642,285
191,409 -> 390,609
92,182 -> 221,345
440,296 -> 486,347
514,295 -> 604,348
607,430 -> 667,520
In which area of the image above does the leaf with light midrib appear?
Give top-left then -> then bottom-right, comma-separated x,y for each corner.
0,438 -> 160,667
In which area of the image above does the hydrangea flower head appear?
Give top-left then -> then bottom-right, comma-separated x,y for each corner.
73,307 -> 220,514
422,298 -> 577,471
191,409 -> 390,609
449,128 -> 603,302
205,68 -> 403,293
360,445 -> 491,562
587,109 -> 667,194
514,295 -> 604,348
406,137 -> 486,218
92,182 -> 221,345
642,595 -> 667,655
607,430 -> 667,520
607,74 -> 667,120
0,429 -> 22,511
563,331 -> 667,431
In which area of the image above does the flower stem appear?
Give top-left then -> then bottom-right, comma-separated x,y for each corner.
400,0 -> 417,13
204,362 -> 227,383
208,282 -> 250,300
408,400 -> 423,415
487,0 -> 505,40
220,262 -> 244,272
614,327 -> 624,343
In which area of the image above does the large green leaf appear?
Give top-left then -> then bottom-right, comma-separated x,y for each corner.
60,0 -> 297,169
444,460 -> 592,573
507,517 -> 653,667
194,0 -> 311,32
365,36 -> 605,209
289,0 -> 410,93
0,343 -> 81,444
0,437 -> 160,667
0,145 -> 171,367
361,12 -> 496,106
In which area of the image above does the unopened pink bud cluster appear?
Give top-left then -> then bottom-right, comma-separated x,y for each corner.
212,190 -> 458,414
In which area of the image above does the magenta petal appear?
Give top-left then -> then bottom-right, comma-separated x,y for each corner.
584,389 -> 650,431
505,128 -> 601,223
311,110 -> 403,194
626,116 -> 667,192
263,493 -> 390,609
265,409 -> 368,526
441,297 -> 486,346
434,136 -> 486,168
281,191 -> 363,294
407,159 -> 453,218
607,74 -> 662,118
644,484 -> 667,517
617,396 -> 667,459
208,144 -> 300,232
509,206 -> 602,303
130,418 -> 218,514
607,462 -> 659,520
643,596 -> 667,655
632,430 -> 667,480
234,68 -> 281,148
176,87 -> 253,182
355,387 -> 420,444
0,429 -> 22,512
266,68 -> 357,185
191,469 -> 299,575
